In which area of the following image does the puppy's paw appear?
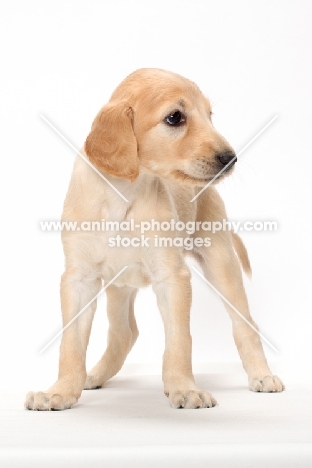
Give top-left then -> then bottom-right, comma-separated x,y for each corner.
249,375 -> 285,393
84,374 -> 103,390
168,389 -> 217,409
25,391 -> 78,411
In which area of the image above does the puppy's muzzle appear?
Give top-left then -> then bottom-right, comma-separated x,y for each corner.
216,150 -> 237,172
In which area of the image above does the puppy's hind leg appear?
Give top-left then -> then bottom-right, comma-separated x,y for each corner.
195,239 -> 284,393
193,188 -> 284,393
85,285 -> 138,389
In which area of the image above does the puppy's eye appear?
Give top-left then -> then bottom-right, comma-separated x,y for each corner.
165,111 -> 186,126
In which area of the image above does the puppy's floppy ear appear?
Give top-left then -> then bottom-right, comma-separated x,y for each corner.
84,101 -> 139,181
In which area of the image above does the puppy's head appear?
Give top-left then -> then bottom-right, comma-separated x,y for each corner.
85,68 -> 236,186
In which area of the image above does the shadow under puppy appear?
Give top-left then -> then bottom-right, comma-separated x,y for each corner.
26,68 -> 284,410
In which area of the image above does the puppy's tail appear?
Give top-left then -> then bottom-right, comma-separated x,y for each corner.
231,232 -> 252,279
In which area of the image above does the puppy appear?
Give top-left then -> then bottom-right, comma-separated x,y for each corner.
26,68 -> 284,410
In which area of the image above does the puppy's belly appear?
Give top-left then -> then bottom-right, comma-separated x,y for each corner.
100,261 -> 151,288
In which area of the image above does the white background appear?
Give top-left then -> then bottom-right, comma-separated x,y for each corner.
0,0 -> 311,390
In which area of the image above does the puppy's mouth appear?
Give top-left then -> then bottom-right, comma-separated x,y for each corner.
173,166 -> 233,186
174,170 -> 212,183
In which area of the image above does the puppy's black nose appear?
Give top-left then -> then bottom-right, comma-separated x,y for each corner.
217,151 -> 236,167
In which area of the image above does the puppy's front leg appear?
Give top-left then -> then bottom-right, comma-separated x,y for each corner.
25,269 -> 101,410
152,263 -> 216,409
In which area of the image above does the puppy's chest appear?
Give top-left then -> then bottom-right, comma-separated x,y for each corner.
94,204 -> 152,287
94,183 -> 197,288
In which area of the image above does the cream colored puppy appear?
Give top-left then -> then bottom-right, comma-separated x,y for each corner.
26,69 -> 284,410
